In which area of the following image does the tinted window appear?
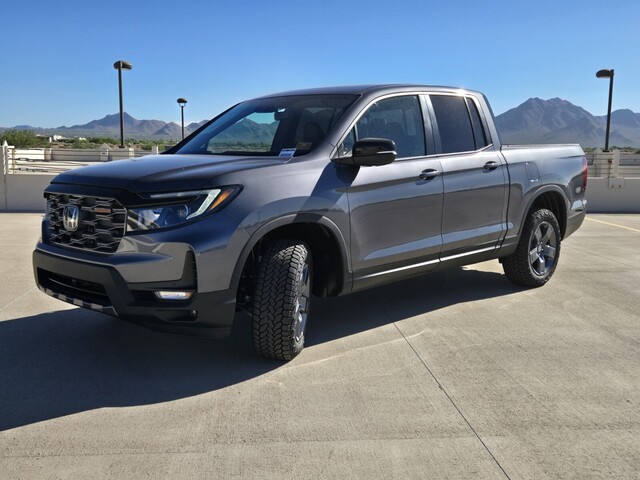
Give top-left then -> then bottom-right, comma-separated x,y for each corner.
355,96 -> 426,158
431,95 -> 475,154
466,98 -> 488,149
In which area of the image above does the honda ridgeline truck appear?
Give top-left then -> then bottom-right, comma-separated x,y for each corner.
33,85 -> 588,360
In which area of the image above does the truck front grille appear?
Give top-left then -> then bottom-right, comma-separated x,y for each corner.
47,193 -> 127,254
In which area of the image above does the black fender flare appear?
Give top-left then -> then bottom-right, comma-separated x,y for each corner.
229,213 -> 352,296
518,184 -> 570,238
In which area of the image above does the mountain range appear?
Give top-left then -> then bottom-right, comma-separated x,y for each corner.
1,113 -> 209,140
495,98 -> 640,147
2,99 -> 640,147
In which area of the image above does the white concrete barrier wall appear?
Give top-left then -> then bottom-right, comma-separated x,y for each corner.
1,174 -> 54,211
14,148 -> 46,161
51,148 -> 107,162
109,148 -> 135,161
7,146 -> 140,166
586,177 -> 640,213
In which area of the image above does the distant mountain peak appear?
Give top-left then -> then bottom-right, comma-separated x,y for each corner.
610,109 -> 640,128
496,98 -> 640,147
39,113 -> 213,140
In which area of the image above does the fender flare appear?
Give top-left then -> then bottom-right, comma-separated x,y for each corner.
518,184 -> 570,237
229,213 -> 352,295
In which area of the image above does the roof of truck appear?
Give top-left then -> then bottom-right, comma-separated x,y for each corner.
252,84 -> 482,99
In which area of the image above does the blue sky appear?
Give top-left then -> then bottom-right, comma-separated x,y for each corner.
2,0 -> 639,127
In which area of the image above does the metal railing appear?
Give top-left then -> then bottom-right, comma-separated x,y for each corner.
4,145 -> 640,178
3,146 -> 160,174
586,151 -> 640,178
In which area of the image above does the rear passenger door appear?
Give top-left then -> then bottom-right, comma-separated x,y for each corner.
427,94 -> 508,259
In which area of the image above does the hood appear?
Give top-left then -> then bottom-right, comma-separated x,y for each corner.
51,154 -> 288,193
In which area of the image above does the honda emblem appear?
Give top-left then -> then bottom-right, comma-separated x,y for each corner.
63,205 -> 79,232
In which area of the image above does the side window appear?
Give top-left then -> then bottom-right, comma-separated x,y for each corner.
343,95 -> 426,158
466,98 -> 489,149
430,95 -> 475,154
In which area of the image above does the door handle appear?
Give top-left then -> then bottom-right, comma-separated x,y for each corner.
484,161 -> 499,170
419,169 -> 440,180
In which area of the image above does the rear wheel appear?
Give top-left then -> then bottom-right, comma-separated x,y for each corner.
502,208 -> 561,287
252,239 -> 312,361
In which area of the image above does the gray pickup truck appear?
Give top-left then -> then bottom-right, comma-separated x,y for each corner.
33,85 -> 587,360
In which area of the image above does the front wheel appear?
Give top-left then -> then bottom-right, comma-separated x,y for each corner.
502,208 -> 561,287
252,239 -> 312,361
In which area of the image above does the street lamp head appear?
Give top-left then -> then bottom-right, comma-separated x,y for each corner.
113,60 -> 133,70
177,98 -> 188,107
596,69 -> 614,78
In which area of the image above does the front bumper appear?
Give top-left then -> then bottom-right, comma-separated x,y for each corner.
33,247 -> 237,337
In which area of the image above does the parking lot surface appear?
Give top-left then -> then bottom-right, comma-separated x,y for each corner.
1,213 -> 639,479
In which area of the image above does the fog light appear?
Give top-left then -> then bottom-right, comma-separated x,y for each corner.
154,291 -> 195,301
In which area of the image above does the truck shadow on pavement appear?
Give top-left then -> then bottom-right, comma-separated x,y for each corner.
307,266 -> 522,346
0,266 -> 520,431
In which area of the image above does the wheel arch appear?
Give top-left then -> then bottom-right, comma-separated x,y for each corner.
522,186 -> 569,240
232,214 -> 351,300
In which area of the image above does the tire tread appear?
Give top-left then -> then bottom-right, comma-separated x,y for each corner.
503,208 -> 561,288
252,239 -> 310,361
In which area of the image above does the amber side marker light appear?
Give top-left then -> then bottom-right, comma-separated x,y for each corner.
209,187 -> 237,211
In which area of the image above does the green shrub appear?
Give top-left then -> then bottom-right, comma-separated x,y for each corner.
0,130 -> 49,148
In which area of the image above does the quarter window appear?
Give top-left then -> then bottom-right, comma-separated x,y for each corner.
466,98 -> 489,149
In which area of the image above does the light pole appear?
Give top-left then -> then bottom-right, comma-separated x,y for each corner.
113,60 -> 133,148
596,68 -> 614,152
177,98 -> 188,141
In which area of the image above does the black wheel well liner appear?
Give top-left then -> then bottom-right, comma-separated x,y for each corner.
527,190 -> 568,239
236,220 -> 348,300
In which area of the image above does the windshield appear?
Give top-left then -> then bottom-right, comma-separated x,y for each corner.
176,94 -> 357,157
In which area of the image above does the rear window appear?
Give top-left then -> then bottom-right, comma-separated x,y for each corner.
430,95 -> 476,154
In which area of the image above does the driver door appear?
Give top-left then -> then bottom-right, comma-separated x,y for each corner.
341,95 -> 444,291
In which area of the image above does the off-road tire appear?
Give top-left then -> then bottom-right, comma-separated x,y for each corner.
252,239 -> 312,361
502,208 -> 561,287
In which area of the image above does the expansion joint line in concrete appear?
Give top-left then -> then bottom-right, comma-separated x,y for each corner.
391,321 -> 512,480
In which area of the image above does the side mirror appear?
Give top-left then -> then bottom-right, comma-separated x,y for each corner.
334,138 -> 397,167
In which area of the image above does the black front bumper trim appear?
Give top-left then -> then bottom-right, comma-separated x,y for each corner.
33,248 -> 237,338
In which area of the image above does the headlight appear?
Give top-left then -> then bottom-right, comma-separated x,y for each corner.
127,186 -> 241,231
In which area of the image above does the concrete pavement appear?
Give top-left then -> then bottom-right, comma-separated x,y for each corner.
0,213 -> 639,479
